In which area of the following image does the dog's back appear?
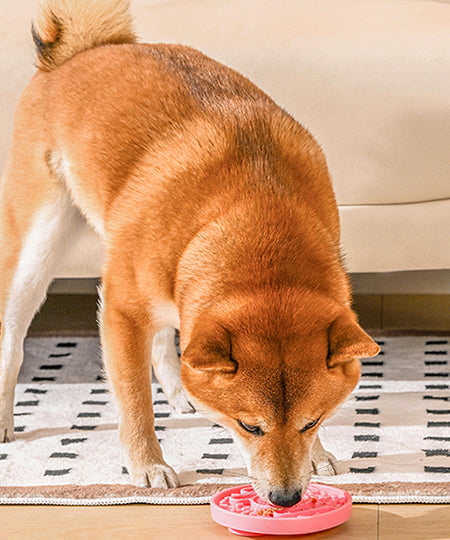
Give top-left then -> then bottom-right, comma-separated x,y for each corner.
21,0 -> 343,303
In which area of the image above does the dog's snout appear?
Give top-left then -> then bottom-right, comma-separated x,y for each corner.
268,489 -> 302,507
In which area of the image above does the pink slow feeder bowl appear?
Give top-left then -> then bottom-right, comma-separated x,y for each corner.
210,483 -> 352,536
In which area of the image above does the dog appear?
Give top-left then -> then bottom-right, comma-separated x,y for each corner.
0,0 -> 379,506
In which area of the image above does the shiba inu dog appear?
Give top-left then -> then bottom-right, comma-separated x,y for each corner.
0,0 -> 379,506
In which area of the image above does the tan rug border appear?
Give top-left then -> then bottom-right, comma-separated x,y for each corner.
334,481 -> 450,498
0,481 -> 449,502
0,483 -> 231,501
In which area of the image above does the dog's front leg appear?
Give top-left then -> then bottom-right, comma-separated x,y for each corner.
99,285 -> 178,488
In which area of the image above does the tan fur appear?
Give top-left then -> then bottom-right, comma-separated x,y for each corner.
33,0 -> 136,71
0,1 -> 379,500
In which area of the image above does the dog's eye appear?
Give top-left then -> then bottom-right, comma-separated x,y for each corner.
237,420 -> 264,436
300,418 -> 319,433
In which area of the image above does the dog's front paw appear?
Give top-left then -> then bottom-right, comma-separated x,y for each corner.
132,461 -> 180,489
311,437 -> 338,476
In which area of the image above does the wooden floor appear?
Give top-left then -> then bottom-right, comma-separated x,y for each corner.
0,502 -> 449,539
2,295 -> 442,538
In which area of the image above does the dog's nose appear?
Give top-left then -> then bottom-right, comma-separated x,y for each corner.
268,489 -> 302,507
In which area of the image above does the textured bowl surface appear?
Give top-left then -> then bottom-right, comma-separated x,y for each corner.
210,483 -> 352,536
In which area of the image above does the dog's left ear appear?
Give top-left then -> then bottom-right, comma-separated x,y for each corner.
327,309 -> 380,368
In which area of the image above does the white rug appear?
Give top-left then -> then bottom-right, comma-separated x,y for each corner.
0,334 -> 448,504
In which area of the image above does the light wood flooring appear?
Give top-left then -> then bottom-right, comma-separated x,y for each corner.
0,502 -> 449,539
0,294 -> 444,539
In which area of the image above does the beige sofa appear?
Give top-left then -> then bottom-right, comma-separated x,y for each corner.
1,0 -> 449,277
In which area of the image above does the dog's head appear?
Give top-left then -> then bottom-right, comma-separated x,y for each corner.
180,289 -> 379,506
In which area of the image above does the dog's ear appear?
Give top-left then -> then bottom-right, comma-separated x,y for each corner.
327,309 -> 380,368
181,322 -> 237,374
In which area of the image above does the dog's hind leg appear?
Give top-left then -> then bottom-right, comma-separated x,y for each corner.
151,327 -> 194,414
0,156 -> 80,442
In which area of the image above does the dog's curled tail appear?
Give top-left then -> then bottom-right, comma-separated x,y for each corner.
32,0 -> 137,71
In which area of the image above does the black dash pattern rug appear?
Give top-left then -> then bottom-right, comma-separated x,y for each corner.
0,334 -> 449,504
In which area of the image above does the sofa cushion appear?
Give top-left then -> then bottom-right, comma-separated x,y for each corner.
1,1 -> 449,205
0,0 -> 448,274
131,0 -> 450,206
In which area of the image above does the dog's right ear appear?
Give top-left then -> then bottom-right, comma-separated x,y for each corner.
327,309 -> 380,368
181,322 -> 237,374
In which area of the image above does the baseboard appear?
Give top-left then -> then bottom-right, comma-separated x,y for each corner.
353,294 -> 450,330
29,293 -> 450,334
